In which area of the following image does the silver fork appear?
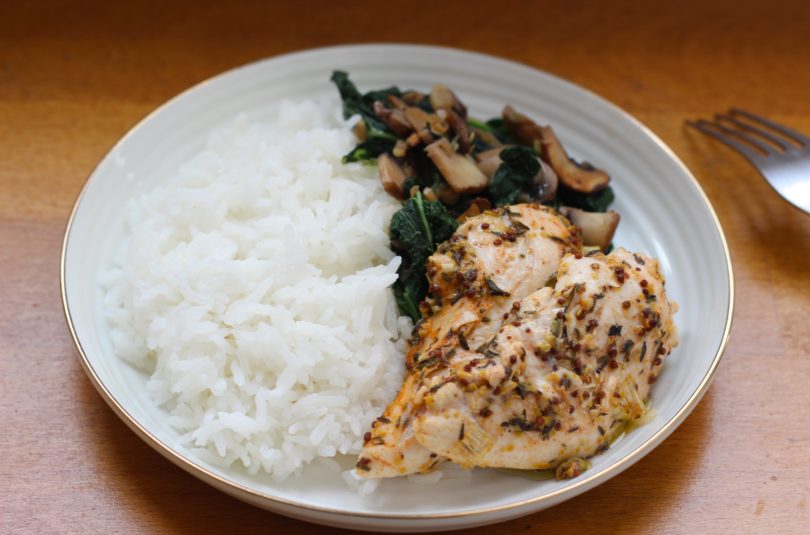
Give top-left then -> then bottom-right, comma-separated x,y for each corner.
687,108 -> 810,214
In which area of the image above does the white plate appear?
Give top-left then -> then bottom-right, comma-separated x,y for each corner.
61,44 -> 733,532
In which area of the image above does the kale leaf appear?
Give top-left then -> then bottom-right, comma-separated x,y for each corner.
467,117 -> 512,143
483,118 -> 512,143
421,196 -> 460,244
554,184 -> 615,213
394,279 -> 422,325
331,70 -> 399,132
331,71 -> 405,163
390,192 -> 458,321
331,70 -> 363,115
485,146 -> 540,207
341,134 -> 397,164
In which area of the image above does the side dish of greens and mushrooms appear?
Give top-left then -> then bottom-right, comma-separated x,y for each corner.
332,71 -> 620,323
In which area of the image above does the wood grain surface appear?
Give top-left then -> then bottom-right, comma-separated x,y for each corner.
2,1 -> 809,533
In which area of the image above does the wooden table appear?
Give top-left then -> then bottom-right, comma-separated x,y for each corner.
3,1 -> 809,533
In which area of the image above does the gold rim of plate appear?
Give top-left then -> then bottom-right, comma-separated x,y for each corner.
60,44 -> 735,521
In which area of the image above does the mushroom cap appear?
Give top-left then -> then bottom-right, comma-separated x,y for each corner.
538,126 -> 610,194
502,106 -> 610,194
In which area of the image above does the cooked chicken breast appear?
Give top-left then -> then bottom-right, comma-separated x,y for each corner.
412,248 -> 678,471
357,204 -> 582,477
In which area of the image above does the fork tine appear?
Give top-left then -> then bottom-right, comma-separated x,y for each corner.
730,108 -> 809,145
708,119 -> 775,154
686,119 -> 764,162
715,113 -> 790,151
690,118 -> 774,154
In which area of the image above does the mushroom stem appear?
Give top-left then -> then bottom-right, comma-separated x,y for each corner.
378,153 -> 408,200
558,207 -> 620,250
425,138 -> 489,194
445,110 -> 472,154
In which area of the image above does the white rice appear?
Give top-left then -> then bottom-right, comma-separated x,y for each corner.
102,99 -> 410,481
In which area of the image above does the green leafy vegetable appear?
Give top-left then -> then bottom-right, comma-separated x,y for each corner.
468,117 -> 511,143
466,118 -> 490,131
408,149 -> 442,189
341,133 -> 398,164
331,71 -> 405,163
468,117 -> 512,152
390,192 -> 459,321
485,146 -> 540,207
394,282 -> 421,325
554,185 -> 615,213
485,118 -> 511,142
331,71 -> 399,132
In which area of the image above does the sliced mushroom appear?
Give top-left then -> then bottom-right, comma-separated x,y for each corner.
535,159 -> 559,201
475,146 -> 505,178
425,138 -> 489,194
445,109 -> 472,154
474,145 -> 559,201
538,126 -> 609,193
470,127 -> 502,149
404,107 -> 434,143
402,91 -> 425,105
476,146 -> 506,162
373,101 -> 411,137
502,105 -> 545,148
406,132 -> 422,147
433,180 -> 461,205
404,106 -> 448,142
558,207 -> 620,250
429,84 -> 454,112
429,84 -> 467,118
353,120 -> 367,142
393,139 -> 409,158
387,94 -> 407,110
423,186 -> 439,202
425,112 -> 450,135
378,153 -> 408,200
456,197 -> 492,223
502,105 -> 610,193
457,202 -> 482,223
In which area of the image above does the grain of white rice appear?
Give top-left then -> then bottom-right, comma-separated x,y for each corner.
102,99 -> 410,482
